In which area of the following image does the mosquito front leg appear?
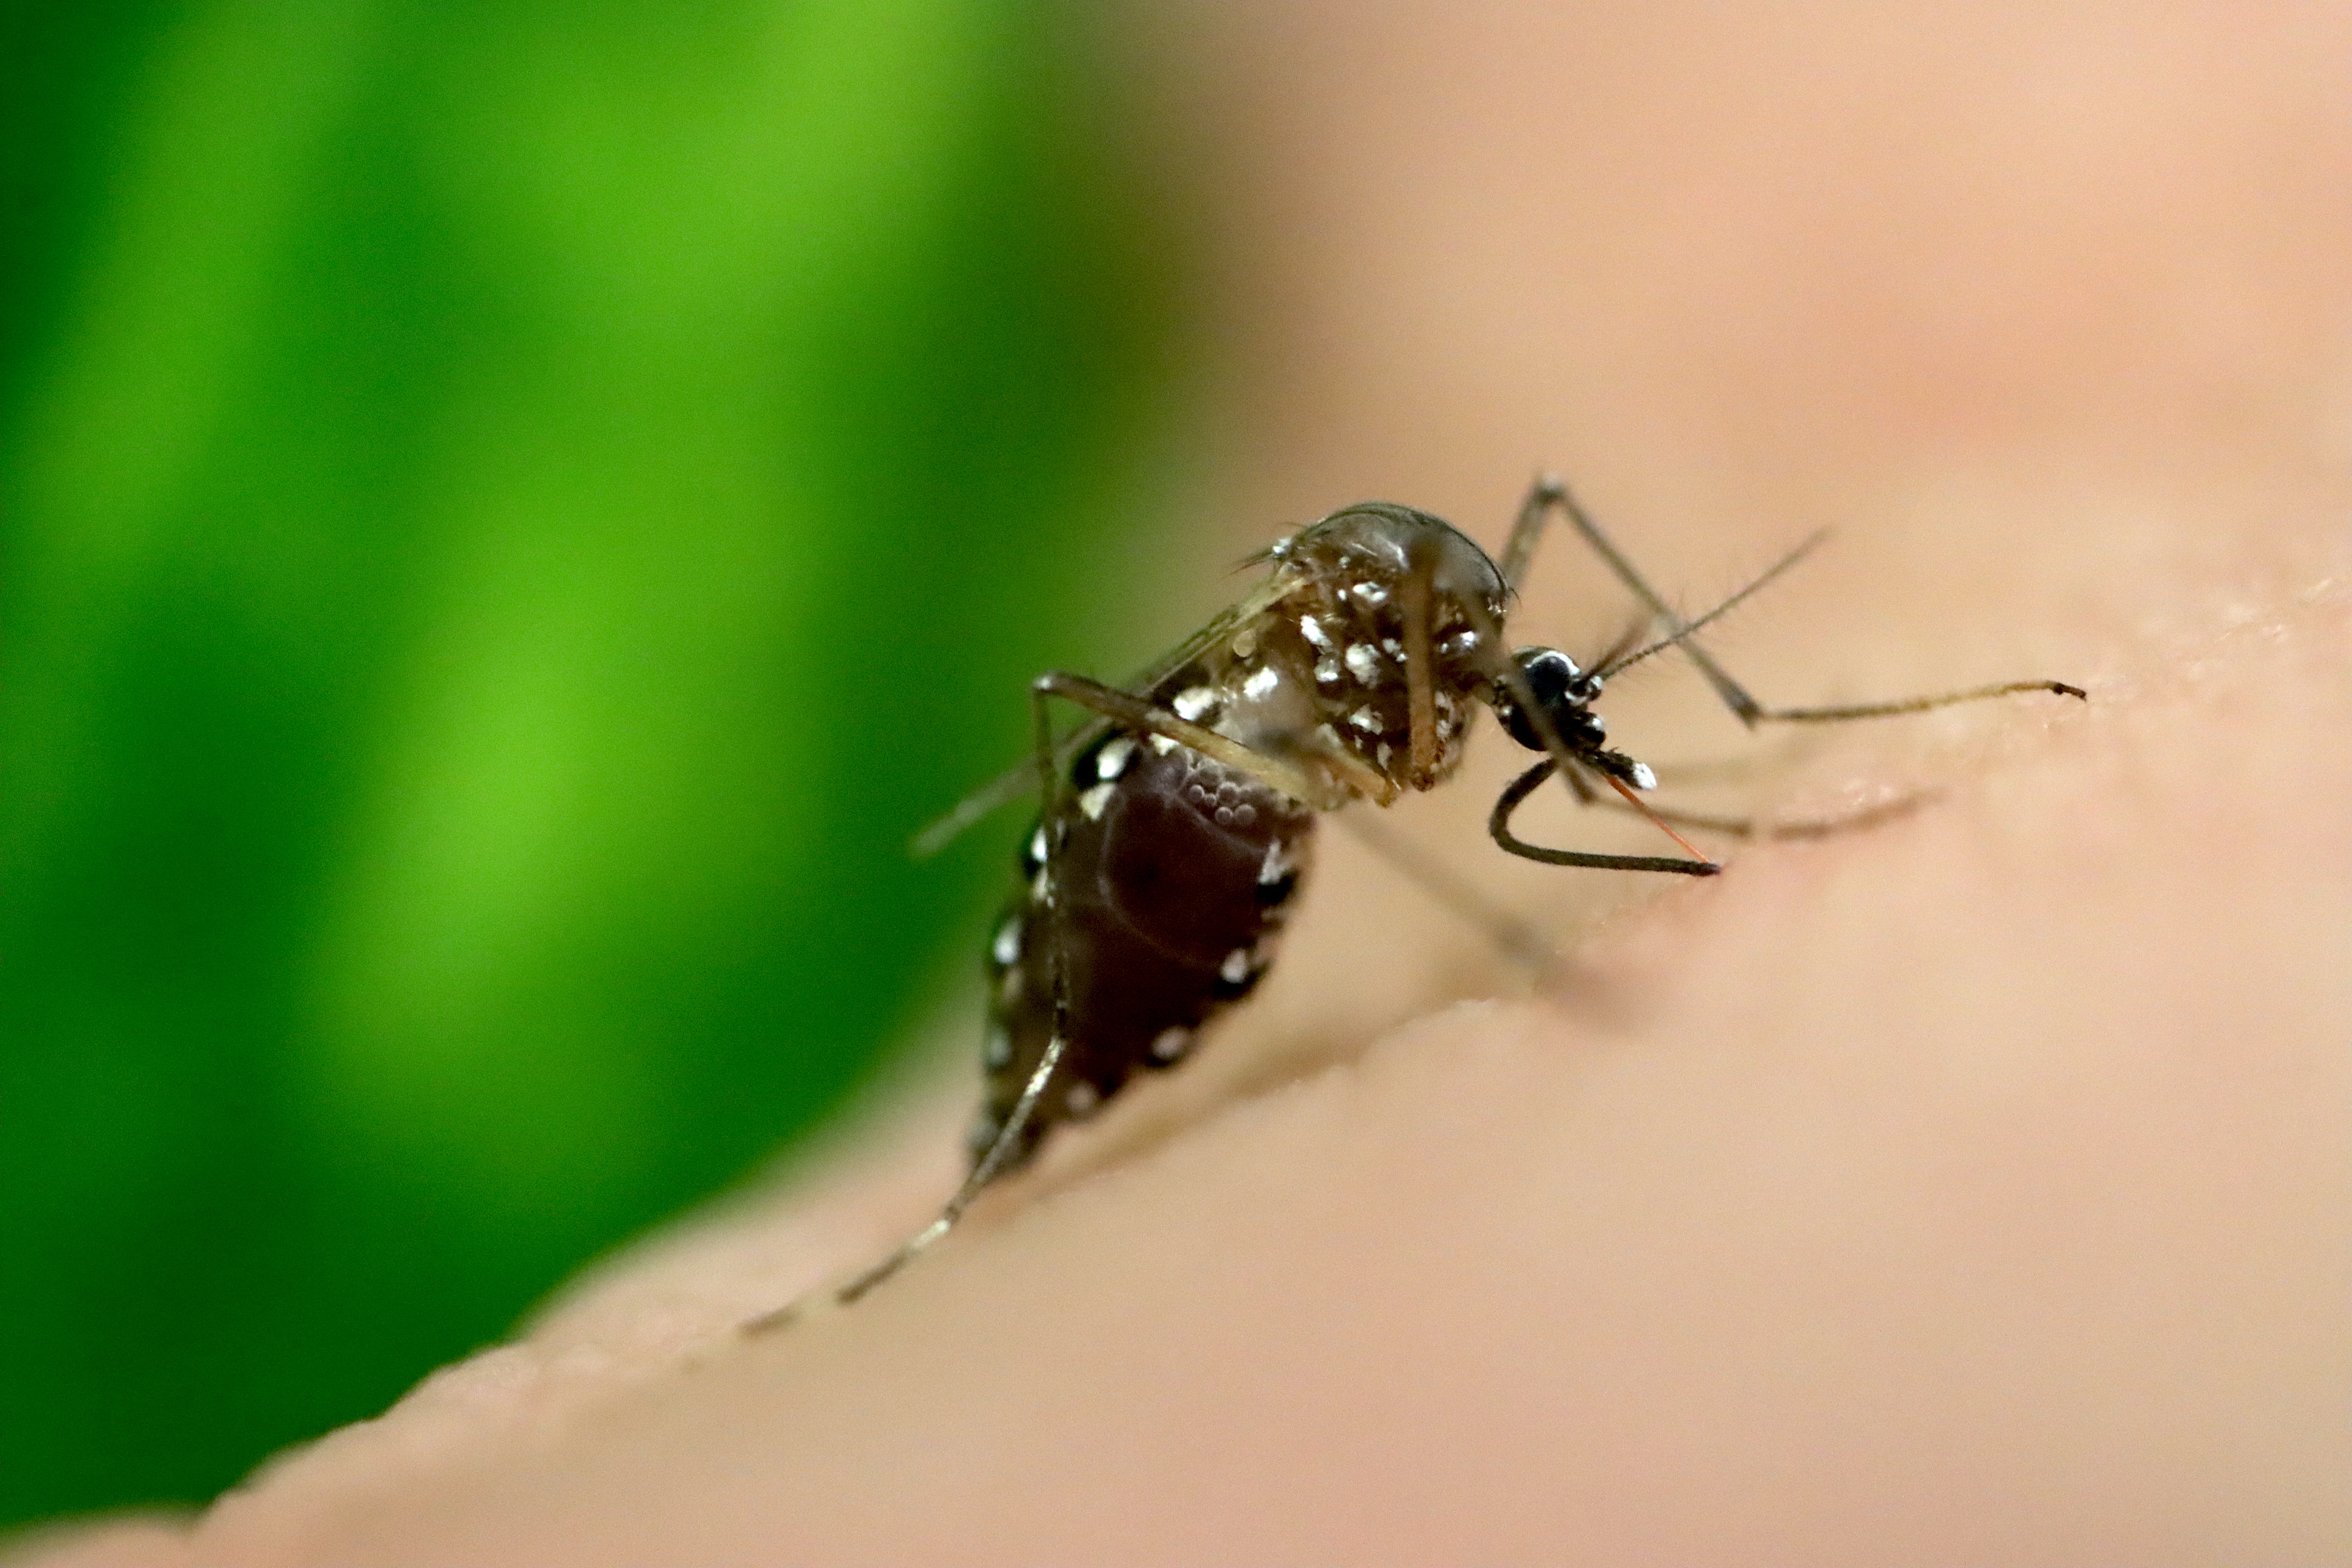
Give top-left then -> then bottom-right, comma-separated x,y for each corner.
1489,760 -> 1722,875
1496,474 -> 1569,592
1540,484 -> 2087,726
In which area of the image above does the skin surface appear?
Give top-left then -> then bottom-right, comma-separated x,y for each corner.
21,2 -> 2350,1563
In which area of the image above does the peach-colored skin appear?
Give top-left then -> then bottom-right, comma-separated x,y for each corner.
21,3 -> 2349,1564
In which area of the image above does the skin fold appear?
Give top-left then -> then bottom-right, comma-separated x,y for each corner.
23,2 -> 2350,1563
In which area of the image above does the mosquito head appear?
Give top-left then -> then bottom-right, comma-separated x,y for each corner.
1491,646 -> 1605,751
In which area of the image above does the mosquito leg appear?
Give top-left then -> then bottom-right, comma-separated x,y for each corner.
835,679 -> 1165,1304
1453,592 -> 1681,858
830,1025 -> 1072,1307
1545,491 -> 2087,726
1028,671 -> 1347,808
1497,473 -> 1569,592
1490,760 -> 1722,874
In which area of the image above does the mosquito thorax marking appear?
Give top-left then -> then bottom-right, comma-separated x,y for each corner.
1254,502 -> 1511,799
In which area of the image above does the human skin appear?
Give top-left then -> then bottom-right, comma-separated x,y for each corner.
22,2 -> 2350,1565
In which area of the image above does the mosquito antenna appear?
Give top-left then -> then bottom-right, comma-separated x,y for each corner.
1595,530 -> 1829,680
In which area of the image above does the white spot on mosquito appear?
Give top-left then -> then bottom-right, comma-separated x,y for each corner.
1380,637 -> 1403,657
992,915 -> 1023,967
1351,581 -> 1390,607
1065,1081 -> 1100,1116
1315,657 -> 1341,685
1150,1027 -> 1192,1062
1028,826 -> 1049,865
1094,735 -> 1134,781
1173,686 -> 1218,722
982,1023 -> 1012,1070
1446,629 -> 1480,654
1150,733 -> 1178,754
1375,741 -> 1393,768
1630,761 -> 1657,791
1349,706 -> 1383,733
1344,643 -> 1381,683
1241,665 -> 1280,701
1030,867 -> 1053,904
1298,614 -> 1332,649
1219,948 -> 1252,983
1078,782 -> 1115,820
1258,840 -> 1291,884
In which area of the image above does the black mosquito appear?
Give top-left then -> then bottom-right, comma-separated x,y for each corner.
748,477 -> 2082,1325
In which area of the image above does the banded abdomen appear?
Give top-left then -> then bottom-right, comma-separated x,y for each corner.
974,725 -> 1315,1175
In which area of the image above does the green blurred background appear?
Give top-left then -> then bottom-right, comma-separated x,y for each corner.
1,0 -> 1194,1528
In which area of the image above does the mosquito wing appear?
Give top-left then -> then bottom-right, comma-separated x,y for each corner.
909,567 -> 1295,858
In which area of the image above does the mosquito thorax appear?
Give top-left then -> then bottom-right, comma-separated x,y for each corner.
1265,502 -> 1511,795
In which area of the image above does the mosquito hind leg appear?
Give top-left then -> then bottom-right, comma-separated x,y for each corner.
1028,671 -> 1342,808
830,1025 -> 1073,1308
822,674 -> 1346,1312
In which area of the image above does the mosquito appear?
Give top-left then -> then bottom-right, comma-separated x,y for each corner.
746,477 -> 2082,1326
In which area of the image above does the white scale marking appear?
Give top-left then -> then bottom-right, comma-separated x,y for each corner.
1150,1027 -> 1192,1062
992,916 -> 1022,966
1028,826 -> 1049,865
1219,948 -> 1252,983
1173,686 -> 1218,722
1314,658 -> 1341,685
1258,840 -> 1291,884
1352,581 -> 1389,607
1630,761 -> 1657,791
1241,665 -> 1280,701
1078,782 -> 1115,820
1094,735 -> 1135,781
1348,706 -> 1382,732
982,1024 -> 1012,1070
1344,643 -> 1381,683
1298,614 -> 1331,649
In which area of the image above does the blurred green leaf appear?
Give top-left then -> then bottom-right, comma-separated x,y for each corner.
0,0 -> 1191,1525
